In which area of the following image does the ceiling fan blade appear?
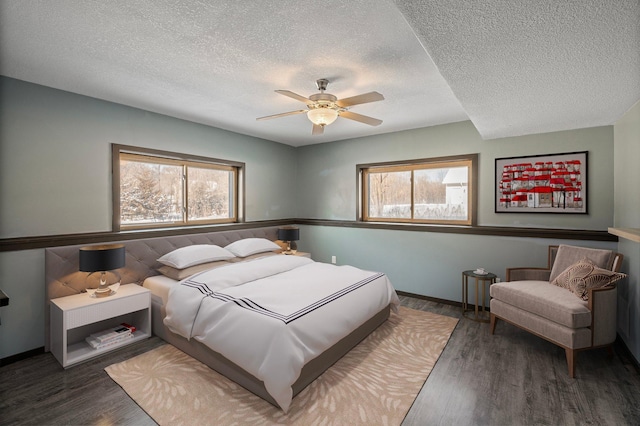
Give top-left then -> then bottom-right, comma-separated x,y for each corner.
275,90 -> 313,104
335,91 -> 384,107
339,110 -> 383,126
256,110 -> 308,121
312,124 -> 324,135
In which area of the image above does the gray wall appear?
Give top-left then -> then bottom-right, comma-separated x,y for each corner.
295,121 -> 618,303
296,120 -> 614,229
0,77 -> 296,238
0,77 -> 296,358
613,100 -> 640,362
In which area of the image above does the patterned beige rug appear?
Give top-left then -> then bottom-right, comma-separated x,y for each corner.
105,306 -> 458,425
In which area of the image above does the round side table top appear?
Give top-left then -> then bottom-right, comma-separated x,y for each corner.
463,270 -> 497,279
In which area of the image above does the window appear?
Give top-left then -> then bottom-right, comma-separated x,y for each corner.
113,145 -> 244,230
358,154 -> 477,225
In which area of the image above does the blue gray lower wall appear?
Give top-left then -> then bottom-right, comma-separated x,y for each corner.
613,100 -> 640,364
616,240 -> 640,358
298,225 -> 617,303
0,249 -> 44,360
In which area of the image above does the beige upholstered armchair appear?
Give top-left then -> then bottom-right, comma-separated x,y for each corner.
490,245 -> 625,378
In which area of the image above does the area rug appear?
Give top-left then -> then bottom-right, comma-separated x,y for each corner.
105,306 -> 458,425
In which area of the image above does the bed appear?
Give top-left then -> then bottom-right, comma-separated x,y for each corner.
45,226 -> 399,412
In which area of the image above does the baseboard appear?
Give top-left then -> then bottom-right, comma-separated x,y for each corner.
0,347 -> 44,367
396,290 -> 463,309
615,335 -> 640,375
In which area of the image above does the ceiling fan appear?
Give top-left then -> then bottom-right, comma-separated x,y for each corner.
256,79 -> 384,135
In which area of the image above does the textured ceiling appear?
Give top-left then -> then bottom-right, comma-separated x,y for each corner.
1,1 -> 638,147
394,0 -> 640,140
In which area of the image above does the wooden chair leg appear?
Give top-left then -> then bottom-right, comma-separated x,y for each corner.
490,313 -> 497,334
565,348 -> 576,378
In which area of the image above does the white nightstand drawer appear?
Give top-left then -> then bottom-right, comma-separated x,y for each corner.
66,292 -> 149,329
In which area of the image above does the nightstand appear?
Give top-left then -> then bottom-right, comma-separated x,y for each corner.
283,251 -> 311,258
50,284 -> 151,368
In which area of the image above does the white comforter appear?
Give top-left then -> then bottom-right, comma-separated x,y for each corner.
163,255 -> 399,411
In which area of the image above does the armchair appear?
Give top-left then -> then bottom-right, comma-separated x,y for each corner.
490,245 -> 625,378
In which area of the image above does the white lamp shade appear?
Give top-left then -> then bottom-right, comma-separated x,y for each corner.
307,108 -> 338,126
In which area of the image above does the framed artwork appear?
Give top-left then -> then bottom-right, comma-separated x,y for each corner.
495,151 -> 587,214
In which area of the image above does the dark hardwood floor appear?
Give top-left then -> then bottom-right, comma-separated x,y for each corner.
1,296 -> 639,425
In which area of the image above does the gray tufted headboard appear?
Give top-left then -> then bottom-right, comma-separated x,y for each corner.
44,226 -> 280,350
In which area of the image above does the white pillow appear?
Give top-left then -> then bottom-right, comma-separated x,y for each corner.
225,238 -> 281,258
157,245 -> 235,269
157,260 -> 231,280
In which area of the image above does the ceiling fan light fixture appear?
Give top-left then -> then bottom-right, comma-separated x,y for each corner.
307,107 -> 338,126
257,79 -> 384,133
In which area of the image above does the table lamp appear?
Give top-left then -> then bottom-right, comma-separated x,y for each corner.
79,244 -> 125,297
278,227 -> 300,254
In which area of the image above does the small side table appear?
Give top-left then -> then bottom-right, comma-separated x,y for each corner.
462,270 -> 497,322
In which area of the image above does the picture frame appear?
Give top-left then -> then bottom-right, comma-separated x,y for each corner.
495,151 -> 587,214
